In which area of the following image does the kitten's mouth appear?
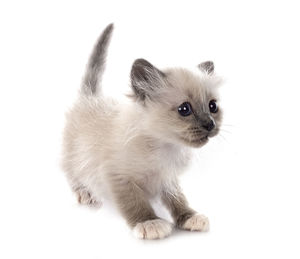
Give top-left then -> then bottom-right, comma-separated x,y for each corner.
179,127 -> 219,147
195,135 -> 209,144
200,136 -> 209,141
180,134 -> 209,147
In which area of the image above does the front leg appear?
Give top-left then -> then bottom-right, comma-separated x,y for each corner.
161,185 -> 209,232
109,177 -> 173,239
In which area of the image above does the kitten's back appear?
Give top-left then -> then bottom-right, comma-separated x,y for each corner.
62,96 -> 119,185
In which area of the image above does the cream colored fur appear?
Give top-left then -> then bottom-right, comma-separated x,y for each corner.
61,24 -> 222,239
182,214 -> 210,231
62,92 -> 191,201
62,68 -> 221,200
133,219 -> 173,239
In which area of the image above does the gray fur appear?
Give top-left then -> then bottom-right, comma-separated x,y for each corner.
82,23 -> 114,95
130,58 -> 166,102
198,61 -> 214,74
161,187 -> 196,227
62,24 -> 222,239
108,175 -> 158,227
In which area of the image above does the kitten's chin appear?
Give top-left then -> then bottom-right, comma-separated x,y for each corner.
180,136 -> 209,148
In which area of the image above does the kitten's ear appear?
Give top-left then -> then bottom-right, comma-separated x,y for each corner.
198,61 -> 214,75
130,58 -> 165,101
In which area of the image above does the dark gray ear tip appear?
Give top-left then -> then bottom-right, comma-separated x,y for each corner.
132,58 -> 153,68
205,61 -> 214,67
131,58 -> 165,78
131,58 -> 152,77
198,61 -> 215,74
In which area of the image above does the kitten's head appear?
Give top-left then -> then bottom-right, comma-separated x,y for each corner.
130,59 -> 223,148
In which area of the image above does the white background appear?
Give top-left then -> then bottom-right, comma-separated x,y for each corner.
0,0 -> 299,258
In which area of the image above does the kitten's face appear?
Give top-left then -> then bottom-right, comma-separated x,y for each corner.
131,59 -> 222,148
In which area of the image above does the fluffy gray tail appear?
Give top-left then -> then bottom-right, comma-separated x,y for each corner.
81,23 -> 114,95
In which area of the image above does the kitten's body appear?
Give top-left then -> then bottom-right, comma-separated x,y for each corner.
63,96 -> 189,198
62,24 -> 222,239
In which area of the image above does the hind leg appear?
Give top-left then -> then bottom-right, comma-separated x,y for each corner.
74,186 -> 102,208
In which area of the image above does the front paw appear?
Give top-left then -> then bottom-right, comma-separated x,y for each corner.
133,219 -> 173,240
181,214 -> 209,232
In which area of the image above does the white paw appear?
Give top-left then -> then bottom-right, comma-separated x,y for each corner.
133,219 -> 173,240
182,214 -> 209,231
76,188 -> 102,208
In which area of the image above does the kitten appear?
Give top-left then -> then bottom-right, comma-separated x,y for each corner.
62,23 -> 223,239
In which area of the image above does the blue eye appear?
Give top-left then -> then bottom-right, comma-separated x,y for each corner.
178,102 -> 192,116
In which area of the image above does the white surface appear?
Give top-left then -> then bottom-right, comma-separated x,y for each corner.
0,0 -> 299,258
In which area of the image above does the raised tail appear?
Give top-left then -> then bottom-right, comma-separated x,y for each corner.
81,23 -> 114,95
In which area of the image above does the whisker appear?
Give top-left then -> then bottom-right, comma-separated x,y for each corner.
217,133 -> 226,141
216,133 -> 231,145
218,128 -> 232,134
221,124 -> 236,128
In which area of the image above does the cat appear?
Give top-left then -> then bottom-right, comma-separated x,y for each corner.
62,23 -> 223,239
